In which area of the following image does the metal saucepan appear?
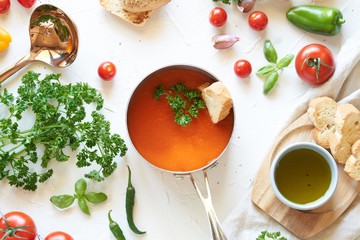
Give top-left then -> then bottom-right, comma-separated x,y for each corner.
126,65 -> 235,240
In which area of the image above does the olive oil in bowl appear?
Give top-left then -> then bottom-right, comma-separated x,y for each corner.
275,148 -> 331,204
270,142 -> 338,210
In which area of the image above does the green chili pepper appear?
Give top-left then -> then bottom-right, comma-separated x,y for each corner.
286,5 -> 345,36
126,166 -> 146,235
108,210 -> 126,240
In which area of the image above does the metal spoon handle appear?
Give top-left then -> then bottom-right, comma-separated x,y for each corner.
190,171 -> 228,240
0,52 -> 33,83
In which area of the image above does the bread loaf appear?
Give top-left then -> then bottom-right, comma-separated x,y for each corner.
307,96 -> 338,149
201,82 -> 232,124
122,0 -> 170,12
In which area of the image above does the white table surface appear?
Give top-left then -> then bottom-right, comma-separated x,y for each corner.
1,0 -> 360,239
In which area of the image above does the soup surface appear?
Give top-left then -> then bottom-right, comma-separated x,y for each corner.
275,148 -> 331,204
127,68 -> 234,172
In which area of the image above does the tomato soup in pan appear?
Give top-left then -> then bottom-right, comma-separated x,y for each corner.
127,66 -> 234,172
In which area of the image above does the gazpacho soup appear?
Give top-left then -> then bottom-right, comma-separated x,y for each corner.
127,66 -> 234,172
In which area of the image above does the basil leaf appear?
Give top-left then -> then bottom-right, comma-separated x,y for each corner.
263,71 -> 279,94
78,198 -> 90,215
85,192 -> 108,204
75,178 -> 87,197
277,54 -> 295,69
50,194 -> 75,209
264,40 -> 278,64
256,65 -> 276,76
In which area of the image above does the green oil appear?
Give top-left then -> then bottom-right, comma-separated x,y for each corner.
275,148 -> 331,204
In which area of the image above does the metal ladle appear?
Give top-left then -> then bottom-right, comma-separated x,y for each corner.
0,4 -> 78,83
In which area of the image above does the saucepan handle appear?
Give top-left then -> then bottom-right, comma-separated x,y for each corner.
189,170 -> 228,240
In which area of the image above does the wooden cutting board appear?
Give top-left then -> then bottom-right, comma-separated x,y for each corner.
252,112 -> 360,239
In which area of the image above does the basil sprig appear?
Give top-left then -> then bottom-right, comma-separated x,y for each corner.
257,40 -> 294,94
50,179 -> 107,215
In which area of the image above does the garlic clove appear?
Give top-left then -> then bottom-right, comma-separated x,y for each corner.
237,0 -> 256,13
212,34 -> 240,49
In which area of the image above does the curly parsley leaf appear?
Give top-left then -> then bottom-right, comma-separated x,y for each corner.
0,71 -> 127,191
256,231 -> 287,240
154,83 -> 205,126
212,0 -> 239,4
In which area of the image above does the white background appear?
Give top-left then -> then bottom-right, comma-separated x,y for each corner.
1,0 -> 360,239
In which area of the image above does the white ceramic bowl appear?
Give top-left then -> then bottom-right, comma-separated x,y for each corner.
270,142 -> 338,211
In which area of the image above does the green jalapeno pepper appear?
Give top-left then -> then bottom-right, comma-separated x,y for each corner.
108,210 -> 126,240
286,5 -> 345,36
126,166 -> 146,235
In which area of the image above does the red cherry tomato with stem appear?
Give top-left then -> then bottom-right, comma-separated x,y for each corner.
17,0 -> 36,8
248,11 -> 268,31
98,61 -> 117,80
0,211 -> 37,240
209,7 -> 227,27
0,0 -> 10,14
234,59 -> 252,78
45,231 -> 74,240
295,44 -> 335,85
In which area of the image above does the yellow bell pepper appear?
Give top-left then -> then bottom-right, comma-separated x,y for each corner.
0,27 -> 12,52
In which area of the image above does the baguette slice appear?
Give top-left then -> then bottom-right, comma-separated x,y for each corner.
202,82 -> 232,124
100,0 -> 152,26
352,139 -> 360,159
344,139 -> 360,181
344,155 -> 360,181
307,96 -> 338,149
335,103 -> 360,143
122,0 -> 170,12
329,132 -> 352,164
329,104 -> 360,164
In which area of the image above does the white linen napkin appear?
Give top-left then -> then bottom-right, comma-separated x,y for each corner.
222,31 -> 360,240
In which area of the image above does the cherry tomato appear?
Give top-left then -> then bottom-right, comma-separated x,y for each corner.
98,61 -> 116,80
45,231 -> 74,240
17,0 -> 36,8
0,211 -> 37,240
248,11 -> 268,31
209,7 -> 227,27
295,44 -> 335,85
234,59 -> 252,78
0,0 -> 10,14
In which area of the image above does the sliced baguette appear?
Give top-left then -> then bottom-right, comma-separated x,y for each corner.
122,0 -> 170,12
202,82 -> 232,124
344,155 -> 360,181
307,96 -> 338,149
344,140 -> 360,181
100,0 -> 152,26
334,103 -> 360,143
329,132 -> 352,164
329,104 -> 360,164
352,139 -> 360,159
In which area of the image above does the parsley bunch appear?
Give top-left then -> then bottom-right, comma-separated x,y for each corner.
0,71 -> 127,191
154,82 -> 205,126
